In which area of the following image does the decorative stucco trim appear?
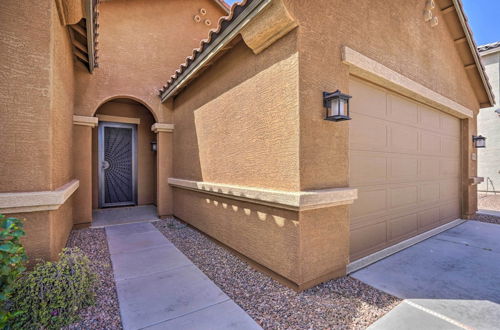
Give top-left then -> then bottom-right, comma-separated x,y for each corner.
240,0 -> 298,55
347,218 -> 466,274
342,46 -> 474,119
97,114 -> 140,125
0,180 -> 80,214
85,0 -> 97,73
469,177 -> 484,185
151,123 -> 175,133
73,115 -> 98,128
168,178 -> 357,211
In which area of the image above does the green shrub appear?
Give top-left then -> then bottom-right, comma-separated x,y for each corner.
0,215 -> 27,327
10,248 -> 97,329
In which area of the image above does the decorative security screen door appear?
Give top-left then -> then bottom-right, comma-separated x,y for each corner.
98,122 -> 137,208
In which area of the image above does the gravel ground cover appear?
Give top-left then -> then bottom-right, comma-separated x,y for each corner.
471,213 -> 500,225
65,228 -> 122,330
154,218 -> 400,329
478,194 -> 500,211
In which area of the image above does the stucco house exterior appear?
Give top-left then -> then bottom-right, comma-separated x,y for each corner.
0,0 -> 494,290
477,42 -> 500,194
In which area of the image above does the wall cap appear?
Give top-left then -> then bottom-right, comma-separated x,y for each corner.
341,46 -> 474,119
0,179 -> 79,214
168,178 -> 357,211
73,115 -> 98,128
469,177 -> 484,185
97,114 -> 140,125
152,123 -> 174,133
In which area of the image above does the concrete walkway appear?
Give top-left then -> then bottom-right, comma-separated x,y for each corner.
352,221 -> 500,329
477,208 -> 500,217
93,205 -> 160,228
106,222 -> 260,330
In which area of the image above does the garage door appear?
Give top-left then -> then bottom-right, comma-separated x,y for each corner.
349,78 -> 461,261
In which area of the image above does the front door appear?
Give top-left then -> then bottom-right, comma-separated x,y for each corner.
98,122 -> 137,208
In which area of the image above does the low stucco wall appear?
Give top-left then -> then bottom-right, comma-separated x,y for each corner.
15,195 -> 74,261
173,188 -> 349,287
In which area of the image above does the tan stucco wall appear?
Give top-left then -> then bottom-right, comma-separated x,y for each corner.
92,100 -> 157,208
166,0 -> 484,287
1,0 -> 75,260
15,196 -> 74,261
0,0 -> 53,192
173,188 -> 302,282
173,33 -> 300,190
73,125 -> 93,224
73,0 -> 226,122
288,0 -> 480,192
51,0 -> 75,190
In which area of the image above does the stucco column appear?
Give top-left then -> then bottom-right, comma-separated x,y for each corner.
152,123 -> 174,217
461,117 -> 478,218
73,116 -> 98,226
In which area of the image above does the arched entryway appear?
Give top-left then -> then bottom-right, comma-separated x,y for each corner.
92,98 -> 157,211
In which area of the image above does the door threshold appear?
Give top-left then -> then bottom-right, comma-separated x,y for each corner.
347,219 -> 466,274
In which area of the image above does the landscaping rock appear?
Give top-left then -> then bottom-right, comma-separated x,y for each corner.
65,228 -> 122,330
154,217 -> 400,329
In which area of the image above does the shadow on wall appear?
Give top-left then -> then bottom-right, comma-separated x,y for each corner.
172,187 -> 301,280
203,195 -> 298,228
172,33 -> 300,189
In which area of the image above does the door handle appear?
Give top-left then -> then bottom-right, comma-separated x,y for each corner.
102,160 -> 110,170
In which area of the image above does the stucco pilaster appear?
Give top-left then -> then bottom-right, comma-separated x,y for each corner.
462,117 -> 479,218
72,116 -> 97,225
153,124 -> 174,216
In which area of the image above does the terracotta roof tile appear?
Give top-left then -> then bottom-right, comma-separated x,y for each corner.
478,41 -> 500,53
159,0 -> 253,95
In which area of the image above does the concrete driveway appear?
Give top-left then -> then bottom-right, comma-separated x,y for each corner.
351,221 -> 500,329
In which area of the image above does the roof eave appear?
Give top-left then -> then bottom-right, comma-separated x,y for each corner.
213,0 -> 231,14
479,47 -> 500,57
85,0 -> 97,72
452,0 -> 495,107
160,0 -> 271,103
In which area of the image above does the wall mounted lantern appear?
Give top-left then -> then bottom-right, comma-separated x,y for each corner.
495,109 -> 500,117
151,140 -> 157,152
323,90 -> 352,121
472,135 -> 486,148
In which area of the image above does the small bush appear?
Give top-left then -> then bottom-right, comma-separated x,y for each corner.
0,215 -> 27,327
10,248 -> 97,329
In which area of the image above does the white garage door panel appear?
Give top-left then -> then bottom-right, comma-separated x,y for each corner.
349,78 -> 461,260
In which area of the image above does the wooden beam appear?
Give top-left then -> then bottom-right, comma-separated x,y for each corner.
441,5 -> 456,14
464,63 -> 476,70
73,49 -> 89,63
70,24 -> 86,38
72,39 -> 88,54
454,36 -> 467,44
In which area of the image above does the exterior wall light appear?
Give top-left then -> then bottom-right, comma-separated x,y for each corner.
151,140 -> 157,152
472,135 -> 486,148
323,90 -> 352,121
